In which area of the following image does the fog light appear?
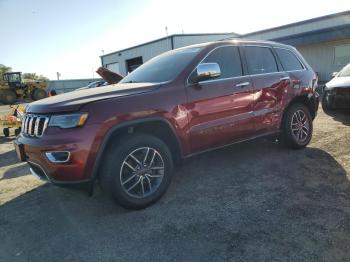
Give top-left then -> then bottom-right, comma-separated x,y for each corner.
45,151 -> 70,163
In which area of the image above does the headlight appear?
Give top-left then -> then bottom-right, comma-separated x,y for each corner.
49,113 -> 88,128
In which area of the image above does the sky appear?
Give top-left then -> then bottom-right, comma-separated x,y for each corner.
0,0 -> 349,80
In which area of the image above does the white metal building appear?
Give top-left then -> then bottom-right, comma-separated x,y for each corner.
101,10 -> 350,82
244,10 -> 350,82
100,33 -> 239,76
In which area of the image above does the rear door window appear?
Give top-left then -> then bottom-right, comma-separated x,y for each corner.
245,46 -> 278,75
202,46 -> 243,79
275,48 -> 304,71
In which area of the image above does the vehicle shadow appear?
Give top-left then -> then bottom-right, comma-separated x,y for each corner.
1,162 -> 29,180
0,136 -> 29,180
0,136 -> 16,143
0,137 -> 18,167
0,149 -> 19,168
323,108 -> 350,126
1,139 -> 350,261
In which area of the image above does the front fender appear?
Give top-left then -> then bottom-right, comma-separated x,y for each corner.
89,117 -> 183,180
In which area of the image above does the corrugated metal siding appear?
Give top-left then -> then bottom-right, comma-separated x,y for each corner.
297,39 -> 350,81
246,13 -> 350,40
102,38 -> 171,76
173,34 -> 238,48
48,78 -> 102,93
272,25 -> 350,46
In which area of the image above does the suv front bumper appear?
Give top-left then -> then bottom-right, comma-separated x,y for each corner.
326,87 -> 350,108
14,124 -> 101,184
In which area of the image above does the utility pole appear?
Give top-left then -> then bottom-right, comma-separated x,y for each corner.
165,26 -> 168,37
56,72 -> 61,80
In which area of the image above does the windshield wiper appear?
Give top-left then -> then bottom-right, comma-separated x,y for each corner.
124,80 -> 139,83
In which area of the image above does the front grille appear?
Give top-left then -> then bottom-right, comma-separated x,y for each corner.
22,114 -> 49,137
336,87 -> 350,95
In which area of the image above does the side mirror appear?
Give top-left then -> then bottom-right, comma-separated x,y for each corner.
190,63 -> 221,84
332,72 -> 338,77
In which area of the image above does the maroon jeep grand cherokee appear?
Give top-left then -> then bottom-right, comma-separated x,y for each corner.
15,40 -> 319,209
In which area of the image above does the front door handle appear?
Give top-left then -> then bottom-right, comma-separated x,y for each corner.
280,76 -> 290,81
236,82 -> 250,88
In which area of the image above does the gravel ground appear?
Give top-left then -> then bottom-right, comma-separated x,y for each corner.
0,108 -> 350,262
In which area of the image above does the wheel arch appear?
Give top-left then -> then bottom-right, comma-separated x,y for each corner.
91,117 -> 183,180
281,94 -> 317,129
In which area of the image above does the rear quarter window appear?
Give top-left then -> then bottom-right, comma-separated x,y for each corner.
275,48 -> 304,71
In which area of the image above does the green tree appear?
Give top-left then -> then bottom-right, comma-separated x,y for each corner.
22,72 -> 49,81
0,64 -> 12,79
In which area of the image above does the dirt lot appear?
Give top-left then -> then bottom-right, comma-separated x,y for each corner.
0,108 -> 350,262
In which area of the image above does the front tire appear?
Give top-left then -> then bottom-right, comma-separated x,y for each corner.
14,128 -> 21,137
1,89 -> 17,105
322,91 -> 334,111
282,103 -> 313,149
100,134 -> 174,209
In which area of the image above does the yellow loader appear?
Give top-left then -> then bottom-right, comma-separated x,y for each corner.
0,72 -> 47,104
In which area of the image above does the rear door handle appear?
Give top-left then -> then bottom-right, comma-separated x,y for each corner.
280,76 -> 290,81
236,82 -> 250,88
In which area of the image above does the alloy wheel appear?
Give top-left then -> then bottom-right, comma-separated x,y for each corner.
120,147 -> 165,198
290,109 -> 310,143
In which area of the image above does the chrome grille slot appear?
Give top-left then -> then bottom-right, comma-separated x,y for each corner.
22,114 -> 49,137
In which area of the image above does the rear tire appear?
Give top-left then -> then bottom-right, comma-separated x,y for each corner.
1,90 -> 17,105
32,88 -> 47,101
3,128 -> 10,137
100,134 -> 174,209
282,103 -> 313,149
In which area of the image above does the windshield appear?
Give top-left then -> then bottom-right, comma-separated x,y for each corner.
339,63 -> 350,77
6,73 -> 21,82
121,47 -> 202,83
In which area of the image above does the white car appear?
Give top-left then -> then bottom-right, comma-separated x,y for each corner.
76,80 -> 107,91
323,63 -> 350,110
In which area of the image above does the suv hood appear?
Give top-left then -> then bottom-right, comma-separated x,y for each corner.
27,82 -> 159,114
325,76 -> 350,90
